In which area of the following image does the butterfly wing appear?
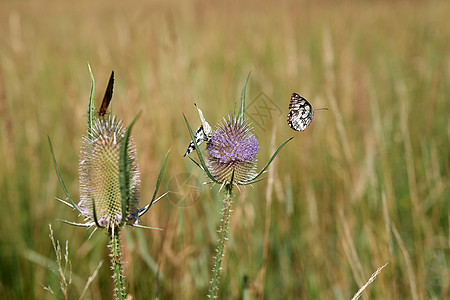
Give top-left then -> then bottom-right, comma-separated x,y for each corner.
287,93 -> 314,131
99,71 -> 115,117
183,103 -> 212,157
183,125 -> 208,157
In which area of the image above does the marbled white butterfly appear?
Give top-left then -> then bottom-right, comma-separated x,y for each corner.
287,93 -> 327,131
183,103 -> 212,157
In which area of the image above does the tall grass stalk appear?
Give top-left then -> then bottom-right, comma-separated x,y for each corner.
351,263 -> 388,300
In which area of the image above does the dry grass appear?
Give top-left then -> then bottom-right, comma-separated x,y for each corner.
0,0 -> 449,298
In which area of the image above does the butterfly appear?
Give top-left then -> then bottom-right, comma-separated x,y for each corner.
98,71 -> 115,117
183,103 -> 212,157
287,93 -> 327,131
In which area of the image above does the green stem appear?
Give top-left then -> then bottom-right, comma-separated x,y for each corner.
110,228 -> 125,299
208,183 -> 233,298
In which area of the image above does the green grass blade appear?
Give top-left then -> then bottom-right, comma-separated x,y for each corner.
238,71 -> 252,120
183,114 -> 219,184
139,149 -> 171,217
87,63 -> 96,137
246,137 -> 293,184
119,113 -> 141,225
47,135 -> 82,215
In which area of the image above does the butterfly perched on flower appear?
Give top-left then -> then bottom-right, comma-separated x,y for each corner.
183,103 -> 212,157
287,93 -> 327,131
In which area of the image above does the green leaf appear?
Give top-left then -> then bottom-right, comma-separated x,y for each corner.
47,135 -> 82,215
187,155 -> 203,171
139,149 -> 171,217
119,113 -> 141,225
244,137 -> 294,185
183,114 -> 219,184
87,63 -> 96,137
238,71 -> 252,121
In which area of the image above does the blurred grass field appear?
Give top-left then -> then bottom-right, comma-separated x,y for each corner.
0,0 -> 449,298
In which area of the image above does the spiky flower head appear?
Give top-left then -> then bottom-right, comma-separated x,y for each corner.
183,71 -> 292,189
206,116 -> 259,185
79,115 -> 141,229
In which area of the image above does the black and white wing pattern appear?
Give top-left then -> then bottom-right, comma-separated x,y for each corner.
287,93 -> 314,131
183,124 -> 208,157
183,103 -> 212,157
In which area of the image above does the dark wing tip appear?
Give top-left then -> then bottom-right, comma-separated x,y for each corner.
99,71 -> 115,117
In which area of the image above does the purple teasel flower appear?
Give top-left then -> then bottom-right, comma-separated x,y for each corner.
182,72 -> 292,298
183,72 -> 292,189
205,116 -> 259,185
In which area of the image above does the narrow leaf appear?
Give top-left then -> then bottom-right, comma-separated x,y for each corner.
242,177 -> 266,186
47,135 -> 82,215
187,155 -> 204,171
139,149 -> 171,216
87,63 -> 96,136
119,113 -> 141,225
238,71 -> 252,120
246,137 -> 293,184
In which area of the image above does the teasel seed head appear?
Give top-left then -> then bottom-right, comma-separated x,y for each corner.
79,114 -> 141,229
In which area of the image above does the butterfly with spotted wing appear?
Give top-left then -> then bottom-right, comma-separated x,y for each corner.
183,103 -> 212,157
287,93 -> 327,131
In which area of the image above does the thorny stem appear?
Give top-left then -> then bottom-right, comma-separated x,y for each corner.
208,183 -> 233,298
110,227 -> 125,299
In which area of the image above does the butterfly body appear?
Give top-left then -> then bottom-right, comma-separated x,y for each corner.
287,93 -> 316,131
183,103 -> 212,157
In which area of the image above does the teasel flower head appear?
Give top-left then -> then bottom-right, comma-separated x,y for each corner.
183,72 -> 292,299
48,67 -> 169,232
183,72 -> 292,187
78,114 -> 141,229
48,67 -> 170,299
206,116 -> 259,185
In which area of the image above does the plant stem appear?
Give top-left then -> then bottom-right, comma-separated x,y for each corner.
208,183 -> 233,298
110,228 -> 125,299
